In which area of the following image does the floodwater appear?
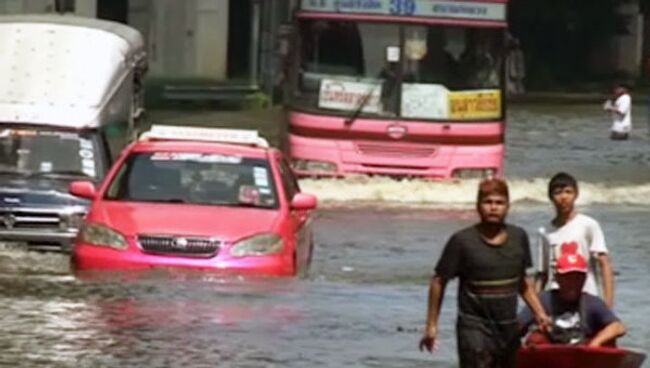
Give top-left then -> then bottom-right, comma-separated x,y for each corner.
1,103 -> 649,367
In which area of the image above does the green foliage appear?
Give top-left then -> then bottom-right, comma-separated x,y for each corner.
243,91 -> 271,110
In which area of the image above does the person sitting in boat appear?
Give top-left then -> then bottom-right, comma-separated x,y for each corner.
518,250 -> 626,347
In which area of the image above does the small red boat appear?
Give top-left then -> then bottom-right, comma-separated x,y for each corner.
518,345 -> 646,368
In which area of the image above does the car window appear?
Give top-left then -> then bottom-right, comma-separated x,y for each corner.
104,152 -> 278,209
102,121 -> 130,162
105,162 -> 128,199
0,127 -> 104,178
278,157 -> 300,200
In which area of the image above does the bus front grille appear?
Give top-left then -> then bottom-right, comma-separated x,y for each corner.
355,142 -> 437,158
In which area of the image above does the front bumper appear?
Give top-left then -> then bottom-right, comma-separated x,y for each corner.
72,243 -> 294,276
0,229 -> 77,252
289,134 -> 504,178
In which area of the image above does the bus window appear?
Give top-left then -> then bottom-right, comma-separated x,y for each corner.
400,26 -> 504,121
301,21 -> 364,76
294,20 -> 400,118
403,26 -> 503,91
292,21 -> 504,122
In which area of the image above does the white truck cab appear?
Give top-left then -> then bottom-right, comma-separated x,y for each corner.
0,14 -> 147,252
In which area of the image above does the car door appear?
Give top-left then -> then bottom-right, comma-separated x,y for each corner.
277,156 -> 313,275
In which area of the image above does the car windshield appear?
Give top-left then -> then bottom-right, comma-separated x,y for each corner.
291,20 -> 504,121
105,152 -> 278,209
0,127 -> 102,178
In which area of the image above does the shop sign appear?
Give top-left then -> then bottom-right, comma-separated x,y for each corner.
318,78 -> 383,114
448,90 -> 501,120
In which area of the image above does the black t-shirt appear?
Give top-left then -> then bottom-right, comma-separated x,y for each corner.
519,291 -> 619,343
435,224 -> 532,324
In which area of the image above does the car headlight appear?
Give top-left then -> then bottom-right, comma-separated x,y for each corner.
66,213 -> 87,230
78,223 -> 128,250
292,159 -> 337,173
230,233 -> 284,257
452,168 -> 497,179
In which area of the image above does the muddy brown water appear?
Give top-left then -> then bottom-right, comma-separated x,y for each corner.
1,104 -> 649,367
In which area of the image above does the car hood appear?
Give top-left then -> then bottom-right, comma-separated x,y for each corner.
0,177 -> 88,208
92,202 -> 282,240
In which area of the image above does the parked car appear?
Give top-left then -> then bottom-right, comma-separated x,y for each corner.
69,126 -> 317,277
0,14 -> 147,252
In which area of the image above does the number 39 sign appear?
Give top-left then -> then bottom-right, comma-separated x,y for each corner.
389,0 -> 416,15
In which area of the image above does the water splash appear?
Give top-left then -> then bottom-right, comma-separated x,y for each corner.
300,176 -> 650,207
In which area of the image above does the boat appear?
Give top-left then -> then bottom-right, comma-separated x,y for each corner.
518,345 -> 646,368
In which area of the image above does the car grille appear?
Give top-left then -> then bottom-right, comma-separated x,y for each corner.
138,235 -> 221,257
355,142 -> 437,158
0,209 -> 61,230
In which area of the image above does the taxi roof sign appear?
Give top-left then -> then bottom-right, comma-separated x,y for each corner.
140,125 -> 269,148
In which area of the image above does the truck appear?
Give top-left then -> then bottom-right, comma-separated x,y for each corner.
0,14 -> 147,252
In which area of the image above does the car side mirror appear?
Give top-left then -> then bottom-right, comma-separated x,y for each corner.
290,193 -> 317,210
69,180 -> 97,200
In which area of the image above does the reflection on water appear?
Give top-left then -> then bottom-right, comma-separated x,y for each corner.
1,104 -> 650,367
1,205 -> 648,367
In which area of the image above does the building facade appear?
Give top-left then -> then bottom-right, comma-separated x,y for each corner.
0,0 -> 295,102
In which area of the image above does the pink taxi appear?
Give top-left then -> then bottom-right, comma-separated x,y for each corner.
68,126 -> 317,277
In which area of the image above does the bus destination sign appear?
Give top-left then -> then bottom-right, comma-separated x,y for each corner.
301,0 -> 506,21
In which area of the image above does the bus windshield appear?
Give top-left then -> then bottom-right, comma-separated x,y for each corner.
291,20 -> 504,121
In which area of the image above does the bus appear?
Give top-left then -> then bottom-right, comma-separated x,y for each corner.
286,0 -> 508,179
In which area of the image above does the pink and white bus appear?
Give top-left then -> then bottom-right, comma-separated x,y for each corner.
286,0 -> 508,179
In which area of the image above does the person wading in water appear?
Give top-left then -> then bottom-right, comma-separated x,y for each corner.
603,83 -> 632,140
536,172 -> 615,308
419,178 -> 550,368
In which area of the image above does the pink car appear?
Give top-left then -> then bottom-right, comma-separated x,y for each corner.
68,126 -> 317,277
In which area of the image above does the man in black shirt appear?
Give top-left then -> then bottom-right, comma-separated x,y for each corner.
419,178 -> 550,368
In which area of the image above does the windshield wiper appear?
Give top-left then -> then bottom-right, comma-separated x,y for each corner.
344,84 -> 379,126
343,64 -> 398,127
28,170 -> 92,179
148,198 -> 188,204
214,201 -> 267,209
